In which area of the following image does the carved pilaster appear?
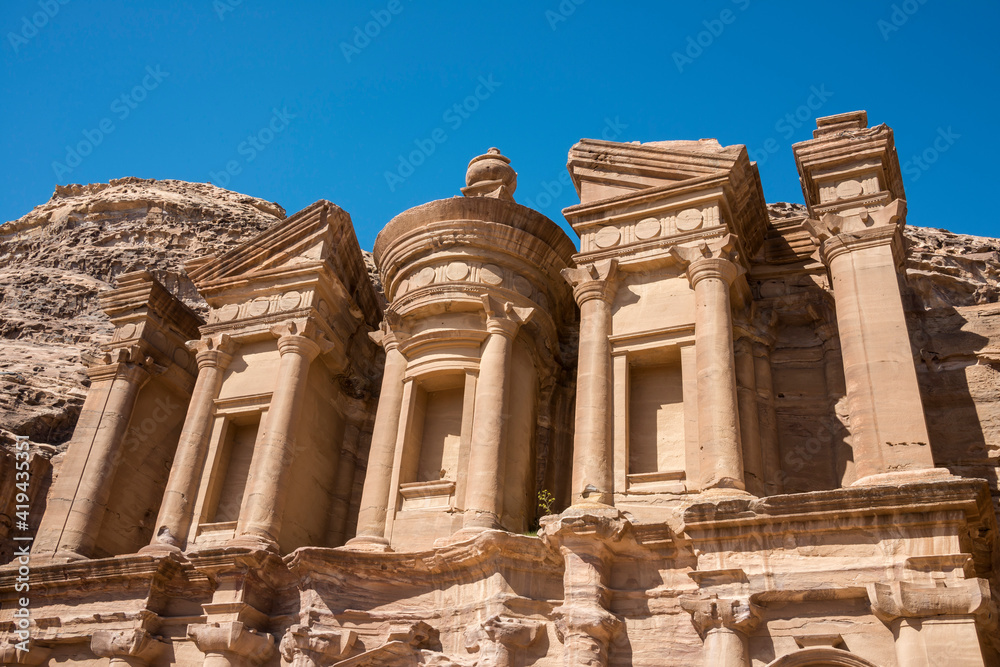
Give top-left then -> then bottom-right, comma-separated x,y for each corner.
461,295 -> 534,532
278,624 -> 357,667
561,259 -> 619,506
670,234 -> 747,492
187,621 -> 274,667
346,314 -> 409,551
802,199 -> 940,486
91,629 -> 166,667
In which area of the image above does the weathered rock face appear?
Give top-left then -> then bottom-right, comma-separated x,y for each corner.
0,178 -> 285,447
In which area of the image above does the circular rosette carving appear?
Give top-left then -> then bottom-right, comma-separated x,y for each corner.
413,267 -> 436,288
278,291 -> 301,311
676,208 -> 704,231
835,179 -> 863,199
217,303 -> 240,322
247,297 -> 270,317
445,261 -> 470,281
594,226 -> 621,248
635,217 -> 661,240
480,264 -> 504,285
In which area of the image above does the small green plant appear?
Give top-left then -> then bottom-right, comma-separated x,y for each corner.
537,489 -> 555,517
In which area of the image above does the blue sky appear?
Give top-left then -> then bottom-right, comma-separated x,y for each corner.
3,1 -> 997,248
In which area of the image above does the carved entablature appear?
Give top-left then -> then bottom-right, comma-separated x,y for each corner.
793,111 -> 906,220
563,138 -> 769,266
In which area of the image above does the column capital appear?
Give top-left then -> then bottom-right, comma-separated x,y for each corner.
278,624 -> 357,666
803,199 -> 907,266
187,621 -> 274,665
86,343 -> 161,385
482,294 -> 535,338
680,594 -> 762,638
368,312 -> 409,352
270,319 -> 332,362
91,628 -> 166,665
669,234 -> 745,288
867,579 -> 990,624
561,258 -> 619,306
188,333 -> 237,370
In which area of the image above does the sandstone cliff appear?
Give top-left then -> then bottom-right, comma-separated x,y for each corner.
0,178 -> 286,449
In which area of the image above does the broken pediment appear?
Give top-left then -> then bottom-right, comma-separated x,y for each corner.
184,200 -> 382,331
564,137 -> 769,263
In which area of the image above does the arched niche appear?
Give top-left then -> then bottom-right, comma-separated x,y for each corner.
766,647 -> 882,667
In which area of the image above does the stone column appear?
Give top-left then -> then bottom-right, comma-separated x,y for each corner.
751,341 -> 783,495
91,629 -> 166,667
868,578 -> 990,667
680,596 -> 760,667
673,236 -> 745,491
463,296 -> 534,531
187,621 -> 274,667
561,259 -> 618,506
144,334 -> 235,552
466,615 -> 543,667
806,202 -> 937,485
344,320 -> 408,552
33,345 -> 155,561
278,624 -> 357,667
230,321 -> 324,552
733,336 -> 764,496
540,508 -> 626,666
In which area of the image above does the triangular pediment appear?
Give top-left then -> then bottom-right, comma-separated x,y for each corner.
186,200 -> 381,326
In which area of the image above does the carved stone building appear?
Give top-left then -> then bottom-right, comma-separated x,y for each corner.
1,111 -> 998,666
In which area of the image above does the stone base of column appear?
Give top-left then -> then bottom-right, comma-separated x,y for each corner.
852,468 -> 956,488
339,535 -> 394,553
137,541 -> 184,557
225,533 -> 279,553
695,487 -> 754,501
435,527 -> 508,548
